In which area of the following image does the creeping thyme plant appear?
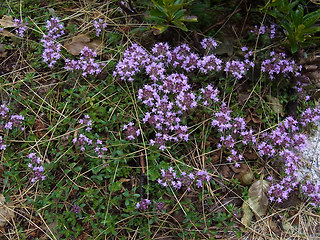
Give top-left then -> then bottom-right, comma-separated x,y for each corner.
0,0 -> 320,239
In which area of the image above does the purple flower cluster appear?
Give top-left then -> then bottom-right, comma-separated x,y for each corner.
251,24 -> 276,39
268,175 -> 298,203
136,199 -> 151,210
157,167 -> 210,190
65,46 -> 103,76
224,60 -> 252,79
14,19 -> 28,37
71,204 -> 81,214
79,114 -> 92,132
264,107 -> 320,205
123,122 -> 140,140
115,41 -> 300,150
294,77 -> 311,101
113,40 -> 223,82
137,73 -> 193,150
72,114 -> 107,158
301,181 -> 320,207
261,51 -> 301,80
41,17 -> 64,68
0,136 -> 6,151
209,101 -> 258,167
198,84 -> 219,106
135,199 -> 165,212
93,18 -> 107,37
114,41 -> 256,150
200,37 -> 218,51
27,153 -> 46,183
73,133 -> 92,152
0,103 -> 24,151
0,104 -> 24,131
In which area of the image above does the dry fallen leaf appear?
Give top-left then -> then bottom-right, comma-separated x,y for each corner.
0,194 -> 15,227
0,15 -> 15,28
241,200 -> 253,228
64,34 -> 103,55
266,95 -> 284,117
247,180 -> 270,217
0,29 -> 15,37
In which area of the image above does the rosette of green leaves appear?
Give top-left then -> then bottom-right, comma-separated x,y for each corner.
147,0 -> 197,34
265,0 -> 320,53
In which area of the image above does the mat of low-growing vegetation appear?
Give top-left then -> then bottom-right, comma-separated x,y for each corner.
0,0 -> 320,239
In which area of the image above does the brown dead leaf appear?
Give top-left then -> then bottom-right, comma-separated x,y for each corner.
65,34 -> 90,55
87,39 -> 103,53
0,29 -> 15,37
251,113 -> 262,124
238,93 -> 250,106
65,34 -> 103,55
0,194 -> 15,227
230,163 -> 249,174
241,200 -> 253,228
0,15 -> 15,28
266,95 -> 284,117
232,163 -> 254,185
247,180 -> 270,217
34,119 -> 46,138
220,165 -> 232,178
245,108 -> 262,124
211,150 -> 221,162
0,44 -> 7,58
244,150 -> 258,160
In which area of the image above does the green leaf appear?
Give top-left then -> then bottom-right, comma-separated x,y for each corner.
152,25 -> 169,35
149,8 -> 165,17
168,4 -> 183,13
303,8 -> 320,28
108,181 -> 122,192
182,15 -> 198,22
152,0 -> 169,18
281,20 -> 294,35
163,0 -> 174,6
290,41 -> 299,53
171,20 -> 188,31
147,15 -> 166,23
173,9 -> 184,20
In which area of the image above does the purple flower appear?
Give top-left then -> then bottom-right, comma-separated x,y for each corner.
0,136 -> 6,150
93,18 -> 107,37
200,38 -> 218,50
156,202 -> 165,211
257,141 -> 276,157
71,204 -> 81,214
41,17 -> 64,68
136,199 -> 151,210
240,129 -> 256,145
198,84 -> 219,106
123,122 -> 140,140
65,46 -> 103,76
14,19 -> 28,37
197,54 -> 223,73
196,170 -> 210,188
27,153 -> 46,183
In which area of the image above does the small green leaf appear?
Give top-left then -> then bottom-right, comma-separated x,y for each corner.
171,20 -> 188,31
182,15 -> 198,22
152,25 -> 169,35
108,181 -> 122,192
